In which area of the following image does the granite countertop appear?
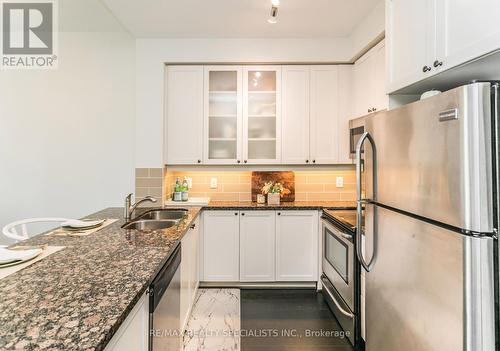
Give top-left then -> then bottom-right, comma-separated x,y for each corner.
204,200 -> 356,210
0,201 -> 353,350
0,207 -> 201,351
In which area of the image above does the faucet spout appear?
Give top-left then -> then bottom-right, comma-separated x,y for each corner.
124,194 -> 157,222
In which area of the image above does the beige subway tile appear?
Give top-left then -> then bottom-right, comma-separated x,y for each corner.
296,183 -> 324,192
307,192 -> 341,201
148,187 -> 163,198
149,168 -> 163,177
187,192 -> 209,198
210,193 -> 240,201
239,193 -> 252,202
135,187 -> 148,197
219,174 -> 241,183
223,183 -> 251,192
340,192 -> 356,201
306,175 -> 337,184
294,193 -> 307,201
239,174 -> 252,183
295,174 -> 307,183
135,168 -> 149,177
136,178 -> 162,187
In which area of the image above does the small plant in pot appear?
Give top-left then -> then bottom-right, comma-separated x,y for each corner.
261,182 -> 291,205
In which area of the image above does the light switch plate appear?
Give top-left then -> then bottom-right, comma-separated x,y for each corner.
336,176 -> 344,188
210,177 -> 218,189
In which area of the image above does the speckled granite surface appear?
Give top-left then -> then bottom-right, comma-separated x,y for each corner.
0,202 -> 353,350
204,201 -> 356,210
0,207 -> 201,351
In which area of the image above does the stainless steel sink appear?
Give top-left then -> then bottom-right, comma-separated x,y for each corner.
122,219 -> 178,230
139,209 -> 188,221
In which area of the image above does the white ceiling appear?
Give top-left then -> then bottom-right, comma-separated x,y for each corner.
101,0 -> 381,38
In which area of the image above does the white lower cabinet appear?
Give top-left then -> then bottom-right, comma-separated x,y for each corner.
202,211 -> 240,281
275,211 -> 319,281
104,292 -> 149,351
201,210 -> 319,283
239,211 -> 276,281
180,216 -> 200,331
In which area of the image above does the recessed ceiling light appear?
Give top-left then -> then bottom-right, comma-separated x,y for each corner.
267,4 -> 279,24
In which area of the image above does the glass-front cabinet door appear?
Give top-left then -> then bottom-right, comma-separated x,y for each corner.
204,66 -> 242,164
243,66 -> 281,164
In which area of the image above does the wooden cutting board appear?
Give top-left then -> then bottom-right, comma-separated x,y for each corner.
251,171 -> 295,202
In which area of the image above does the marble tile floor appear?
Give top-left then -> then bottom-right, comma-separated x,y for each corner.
183,288 -> 241,351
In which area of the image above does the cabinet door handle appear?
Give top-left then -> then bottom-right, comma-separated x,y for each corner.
368,108 -> 372,113
197,159 -> 201,164
237,160 -> 241,164
234,212 -> 238,216
433,60 -> 443,68
241,213 -> 245,216
306,160 -> 309,163
372,107 -> 377,112
312,160 -> 316,163
422,65 -> 432,73
190,223 -> 196,229
244,160 -> 248,164
277,212 -> 281,216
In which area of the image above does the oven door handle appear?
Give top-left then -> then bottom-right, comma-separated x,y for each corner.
322,279 -> 354,318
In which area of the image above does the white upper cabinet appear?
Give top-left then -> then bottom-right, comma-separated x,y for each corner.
243,66 -> 282,164
165,66 -> 204,164
281,66 -> 310,164
386,0 -> 433,93
281,65 -> 340,165
166,64 -> 349,165
239,211 -> 276,282
310,66 -> 339,164
353,41 -> 387,118
204,66 -> 243,165
387,0 -> 500,93
435,0 -> 500,73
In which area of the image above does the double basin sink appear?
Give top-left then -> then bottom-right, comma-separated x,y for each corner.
122,209 -> 188,230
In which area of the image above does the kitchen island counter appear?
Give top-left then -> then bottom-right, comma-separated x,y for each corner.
0,207 -> 201,351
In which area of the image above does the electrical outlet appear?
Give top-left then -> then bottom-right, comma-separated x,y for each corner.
336,176 -> 344,188
210,177 -> 218,189
186,177 -> 193,189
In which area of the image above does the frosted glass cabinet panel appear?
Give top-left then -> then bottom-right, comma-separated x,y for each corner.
243,67 -> 281,164
204,67 -> 242,164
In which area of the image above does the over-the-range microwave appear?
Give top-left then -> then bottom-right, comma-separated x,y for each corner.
349,116 -> 365,159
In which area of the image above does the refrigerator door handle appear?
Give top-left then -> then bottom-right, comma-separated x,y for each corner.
356,132 -> 378,272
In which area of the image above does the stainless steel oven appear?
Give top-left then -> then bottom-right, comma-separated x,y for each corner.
321,212 -> 359,347
349,116 -> 365,159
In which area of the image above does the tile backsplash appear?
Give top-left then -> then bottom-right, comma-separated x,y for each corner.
163,167 -> 356,202
135,168 -> 164,203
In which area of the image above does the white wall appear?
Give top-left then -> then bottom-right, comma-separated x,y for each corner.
0,0 -> 136,243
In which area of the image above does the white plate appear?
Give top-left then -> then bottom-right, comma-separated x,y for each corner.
61,219 -> 105,229
0,248 -> 43,265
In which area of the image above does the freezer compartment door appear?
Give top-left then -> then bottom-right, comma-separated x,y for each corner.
364,82 -> 493,233
364,206 -> 495,351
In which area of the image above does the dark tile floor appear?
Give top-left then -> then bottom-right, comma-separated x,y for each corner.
241,289 -> 354,351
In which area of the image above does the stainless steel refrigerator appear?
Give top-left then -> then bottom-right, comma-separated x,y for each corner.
355,82 -> 498,351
